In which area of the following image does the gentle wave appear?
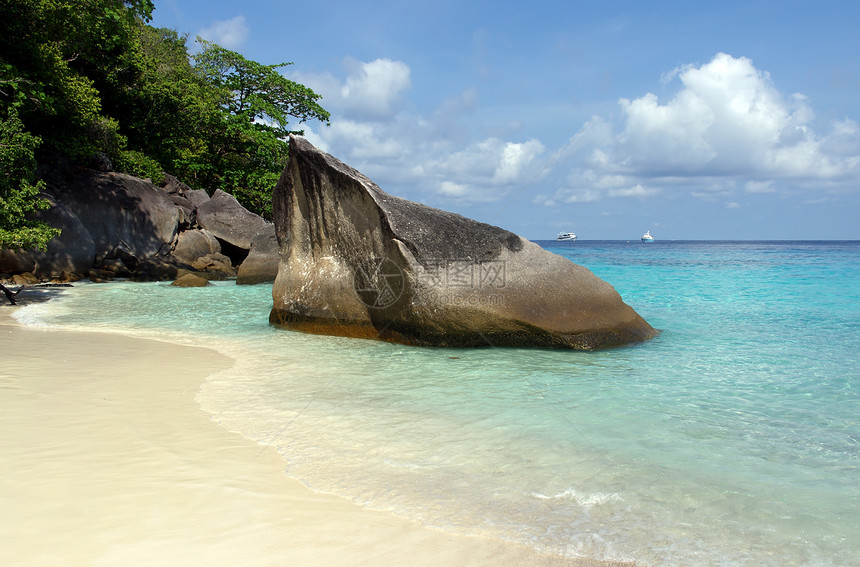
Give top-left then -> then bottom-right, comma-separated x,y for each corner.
13,241 -> 860,566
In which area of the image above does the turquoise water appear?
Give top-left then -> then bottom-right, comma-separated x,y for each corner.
15,241 -> 860,566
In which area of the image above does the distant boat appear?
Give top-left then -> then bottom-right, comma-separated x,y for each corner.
641,230 -> 654,243
556,232 -> 577,241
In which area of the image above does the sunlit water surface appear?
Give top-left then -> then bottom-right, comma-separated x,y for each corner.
16,241 -> 860,566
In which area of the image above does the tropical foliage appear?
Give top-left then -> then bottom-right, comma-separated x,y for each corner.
0,0 -> 329,249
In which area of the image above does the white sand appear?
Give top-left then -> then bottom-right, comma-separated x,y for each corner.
0,304 -> 630,567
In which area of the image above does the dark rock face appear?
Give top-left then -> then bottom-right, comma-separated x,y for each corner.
197,189 -> 269,250
0,194 -> 95,278
236,224 -> 279,285
0,249 -> 36,275
57,171 -> 179,263
270,135 -> 657,349
2,169 -> 275,284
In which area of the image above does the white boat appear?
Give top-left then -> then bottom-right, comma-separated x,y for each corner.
641,230 -> 654,243
556,232 -> 577,241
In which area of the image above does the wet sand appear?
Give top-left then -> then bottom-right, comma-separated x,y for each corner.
0,301 -> 630,567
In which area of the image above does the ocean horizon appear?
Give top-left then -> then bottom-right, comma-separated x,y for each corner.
14,240 -> 860,566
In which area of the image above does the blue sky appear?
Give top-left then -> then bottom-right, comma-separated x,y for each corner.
152,1 -> 860,240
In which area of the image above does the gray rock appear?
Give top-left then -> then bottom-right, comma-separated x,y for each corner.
57,171 -> 179,263
130,256 -> 193,282
270,135 -> 657,349
183,188 -> 211,209
237,224 -> 279,285
162,173 -> 193,195
172,229 -> 221,264
191,253 -> 236,279
169,194 -> 196,229
171,273 -> 210,287
196,189 -> 268,250
0,249 -> 36,275
0,194 -> 96,278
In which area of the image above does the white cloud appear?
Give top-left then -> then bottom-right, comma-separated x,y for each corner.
537,52 -> 860,208
338,58 -> 412,120
439,181 -> 469,197
494,140 -> 545,183
198,15 -> 249,49
613,53 -> 850,178
293,51 -> 857,221
430,138 -> 543,186
608,184 -> 660,198
290,58 -> 552,204
745,180 -> 776,193
425,138 -> 545,201
563,189 -> 602,203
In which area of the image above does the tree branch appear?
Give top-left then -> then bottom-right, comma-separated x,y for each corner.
0,283 -> 26,305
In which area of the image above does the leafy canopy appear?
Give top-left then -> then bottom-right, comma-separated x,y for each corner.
0,0 -> 329,251
185,40 -> 330,217
0,108 -> 61,250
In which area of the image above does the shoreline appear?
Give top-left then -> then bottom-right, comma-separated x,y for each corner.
0,300 -> 630,567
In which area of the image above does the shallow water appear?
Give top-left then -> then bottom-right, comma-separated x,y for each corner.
16,241 -> 860,566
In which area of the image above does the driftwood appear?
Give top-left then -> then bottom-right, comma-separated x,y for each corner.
0,283 -> 26,305
0,283 -> 71,305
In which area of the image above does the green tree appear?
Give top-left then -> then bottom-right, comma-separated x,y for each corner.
0,0 -> 155,160
0,0 -> 152,251
102,25 -> 212,183
187,40 -> 330,217
0,108 -> 60,250
0,0 -> 329,236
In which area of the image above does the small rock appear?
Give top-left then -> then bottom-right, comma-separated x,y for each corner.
171,273 -> 210,287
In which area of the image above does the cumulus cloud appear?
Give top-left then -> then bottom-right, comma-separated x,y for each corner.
293,58 -> 546,204
198,15 -> 249,49
541,52 -> 860,208
430,138 -> 544,185
615,53 -> 844,178
296,51 -> 856,215
308,58 -> 412,121
422,138 -> 545,202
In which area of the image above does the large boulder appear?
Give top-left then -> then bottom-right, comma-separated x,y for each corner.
30,194 -> 96,277
236,224 -> 279,285
196,189 -> 268,250
183,188 -> 211,209
0,249 -> 36,276
269,136 -> 657,349
0,194 -> 95,278
55,170 -> 179,263
191,253 -> 236,280
172,229 -> 221,264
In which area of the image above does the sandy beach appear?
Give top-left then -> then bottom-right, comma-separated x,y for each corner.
0,295 -> 629,567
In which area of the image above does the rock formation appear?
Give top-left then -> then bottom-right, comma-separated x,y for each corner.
197,189 -> 269,251
236,224 -> 279,285
269,135 -> 657,349
1,170 -> 278,285
57,171 -> 180,263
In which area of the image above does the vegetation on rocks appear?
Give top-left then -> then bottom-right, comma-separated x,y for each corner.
0,0 -> 329,250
